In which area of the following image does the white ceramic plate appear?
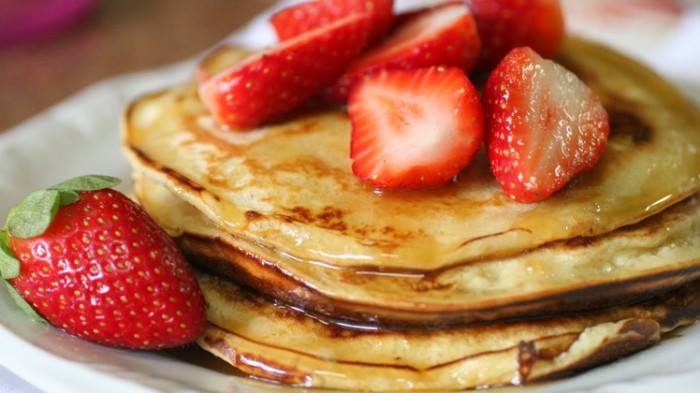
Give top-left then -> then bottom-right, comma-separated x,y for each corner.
1,1 -> 700,392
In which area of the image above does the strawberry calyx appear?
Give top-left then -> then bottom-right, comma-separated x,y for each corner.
1,175 -> 121,322
0,230 -> 18,280
6,175 -> 121,239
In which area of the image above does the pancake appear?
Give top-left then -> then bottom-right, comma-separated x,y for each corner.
133,173 -> 700,326
196,272 -> 700,391
122,36 -> 700,275
123,35 -> 700,388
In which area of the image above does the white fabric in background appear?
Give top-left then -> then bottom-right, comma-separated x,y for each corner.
0,368 -> 41,393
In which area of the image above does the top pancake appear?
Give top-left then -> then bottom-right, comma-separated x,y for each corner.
123,37 -> 700,271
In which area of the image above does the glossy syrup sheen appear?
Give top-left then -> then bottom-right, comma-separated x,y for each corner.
123,37 -> 700,272
134,174 -> 700,325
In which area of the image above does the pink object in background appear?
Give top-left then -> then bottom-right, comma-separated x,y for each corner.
0,0 -> 97,48
563,0 -> 700,93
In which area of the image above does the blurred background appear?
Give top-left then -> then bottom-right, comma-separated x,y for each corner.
0,0 -> 276,131
0,0 -> 698,132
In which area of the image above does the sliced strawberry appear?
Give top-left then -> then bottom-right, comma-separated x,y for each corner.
271,0 -> 394,42
326,2 -> 480,103
199,13 -> 370,129
349,67 -> 484,189
483,47 -> 609,203
467,0 -> 565,68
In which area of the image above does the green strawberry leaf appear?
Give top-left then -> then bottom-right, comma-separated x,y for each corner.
51,175 -> 121,193
6,190 -> 61,239
57,190 -> 80,206
0,230 -> 19,280
4,282 -> 46,324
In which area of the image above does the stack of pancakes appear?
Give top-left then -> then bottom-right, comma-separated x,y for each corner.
122,37 -> 700,391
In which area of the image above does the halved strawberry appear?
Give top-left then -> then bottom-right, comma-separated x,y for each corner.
326,2 -> 480,103
467,0 -> 565,68
199,13 -> 370,129
483,47 -> 609,203
349,67 -> 483,189
271,0 -> 394,42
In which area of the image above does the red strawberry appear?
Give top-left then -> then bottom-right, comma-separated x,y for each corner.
271,0 -> 394,42
1,176 -> 206,349
483,47 -> 609,203
326,2 -> 480,103
349,66 -> 484,189
467,0 -> 565,68
199,13 -> 371,129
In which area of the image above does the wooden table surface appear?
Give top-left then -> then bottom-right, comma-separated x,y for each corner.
0,0 -> 277,132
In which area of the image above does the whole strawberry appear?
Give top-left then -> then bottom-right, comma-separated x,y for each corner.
0,175 -> 206,349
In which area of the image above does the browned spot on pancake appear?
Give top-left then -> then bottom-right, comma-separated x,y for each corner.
339,269 -> 371,285
412,280 -> 454,293
381,226 -> 415,241
279,206 -> 348,232
271,302 -> 314,323
317,206 -> 343,222
349,226 -> 416,245
160,166 -> 205,192
619,318 -> 659,337
656,283 -> 700,329
516,341 -> 537,384
534,333 -> 579,360
245,211 -> 263,221
129,147 -> 206,193
203,173 -> 231,190
457,228 -> 533,249
608,109 -> 653,144
276,215 -> 295,224
289,207 -> 313,222
130,146 -> 149,162
205,275 -> 269,308
353,227 -> 368,236
563,235 -> 597,249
